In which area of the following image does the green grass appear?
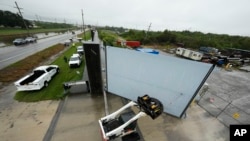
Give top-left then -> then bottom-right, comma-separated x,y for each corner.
0,28 -> 71,36
99,30 -> 122,46
14,43 -> 85,102
77,30 -> 91,40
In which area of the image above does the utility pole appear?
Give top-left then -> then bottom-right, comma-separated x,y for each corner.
145,23 -> 152,39
39,16 -> 42,22
35,14 -> 39,22
143,23 -> 151,43
14,1 -> 29,35
81,9 -> 86,40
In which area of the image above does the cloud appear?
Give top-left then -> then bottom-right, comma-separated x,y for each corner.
1,0 -> 250,36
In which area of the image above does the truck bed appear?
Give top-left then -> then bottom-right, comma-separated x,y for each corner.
19,70 -> 45,85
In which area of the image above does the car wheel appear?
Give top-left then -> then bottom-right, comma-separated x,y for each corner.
44,81 -> 49,87
56,68 -> 60,73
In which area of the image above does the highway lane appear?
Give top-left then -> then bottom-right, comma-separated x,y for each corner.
0,32 -> 78,70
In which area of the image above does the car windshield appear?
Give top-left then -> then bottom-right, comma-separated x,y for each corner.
72,54 -> 80,57
77,46 -> 83,49
70,57 -> 79,61
15,38 -> 23,41
26,37 -> 32,39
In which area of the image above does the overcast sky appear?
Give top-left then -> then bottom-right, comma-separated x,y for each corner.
1,0 -> 250,36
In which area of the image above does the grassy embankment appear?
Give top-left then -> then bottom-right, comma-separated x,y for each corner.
0,31 -> 89,102
98,30 -> 123,46
14,43 -> 85,102
77,30 -> 91,40
0,44 -> 65,83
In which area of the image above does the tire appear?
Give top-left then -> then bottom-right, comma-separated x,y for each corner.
44,81 -> 49,88
56,68 -> 60,74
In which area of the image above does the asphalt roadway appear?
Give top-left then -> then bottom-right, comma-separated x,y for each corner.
0,31 -> 79,70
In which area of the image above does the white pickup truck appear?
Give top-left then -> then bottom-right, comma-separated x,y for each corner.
14,65 -> 59,91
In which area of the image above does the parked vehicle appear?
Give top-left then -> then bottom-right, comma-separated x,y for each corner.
64,40 -> 71,46
72,53 -> 82,58
77,46 -> 84,55
14,65 -> 59,91
13,38 -> 27,46
117,40 -> 141,48
125,41 -> 141,48
69,55 -> 81,67
77,37 -> 82,42
25,37 -> 37,43
176,47 -> 203,61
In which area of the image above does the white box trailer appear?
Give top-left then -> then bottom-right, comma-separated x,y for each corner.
176,47 -> 203,61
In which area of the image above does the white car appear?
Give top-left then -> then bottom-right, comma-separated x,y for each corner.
77,46 -> 84,55
13,38 -> 27,45
25,37 -> 37,43
69,55 -> 81,67
64,40 -> 71,46
72,53 -> 82,59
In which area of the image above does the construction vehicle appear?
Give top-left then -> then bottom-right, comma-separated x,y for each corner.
99,95 -> 163,141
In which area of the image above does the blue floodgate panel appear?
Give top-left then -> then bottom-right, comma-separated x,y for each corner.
106,46 -> 214,118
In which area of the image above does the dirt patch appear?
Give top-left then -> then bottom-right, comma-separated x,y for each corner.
0,44 -> 65,83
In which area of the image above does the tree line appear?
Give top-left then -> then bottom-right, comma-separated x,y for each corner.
99,26 -> 250,50
0,10 -> 74,29
0,10 -> 32,28
34,21 -> 73,29
124,29 -> 250,50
